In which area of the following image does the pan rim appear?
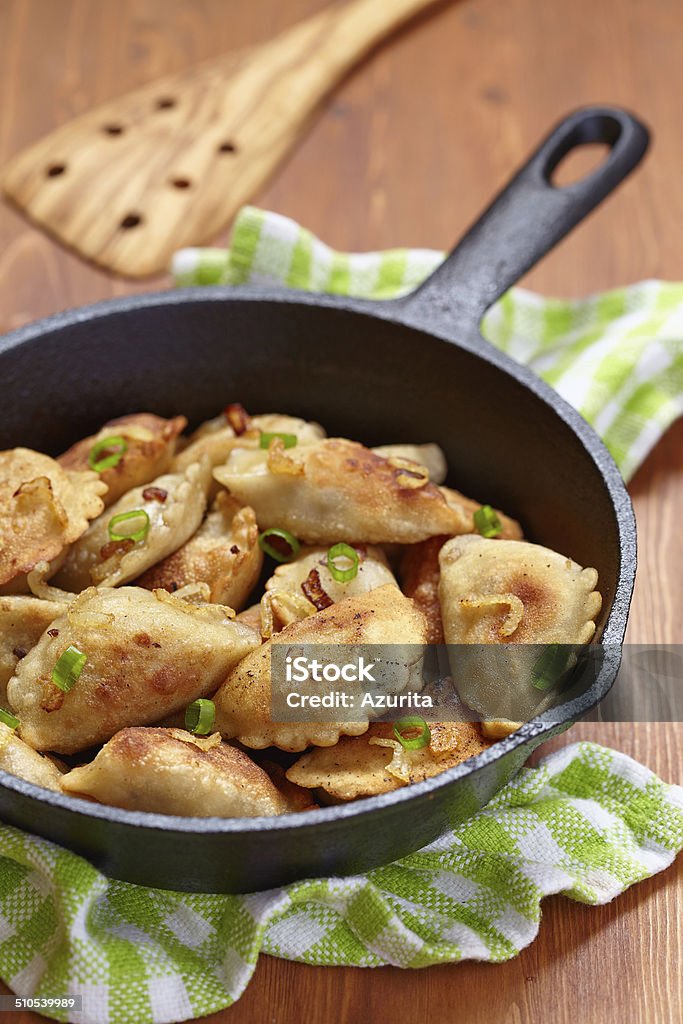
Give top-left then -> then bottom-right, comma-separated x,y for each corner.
0,286 -> 636,837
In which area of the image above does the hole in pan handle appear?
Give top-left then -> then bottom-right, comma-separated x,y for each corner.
394,105 -> 649,338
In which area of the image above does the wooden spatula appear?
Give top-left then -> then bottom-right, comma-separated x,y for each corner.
1,0 -> 443,279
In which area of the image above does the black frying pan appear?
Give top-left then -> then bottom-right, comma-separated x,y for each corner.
0,106 -> 647,893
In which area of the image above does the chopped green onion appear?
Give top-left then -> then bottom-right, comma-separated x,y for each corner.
258,528 -> 300,562
393,716 -> 431,750
532,643 -> 568,690
473,504 -> 502,538
88,435 -> 128,473
52,645 -> 87,692
259,432 -> 298,450
108,508 -> 150,543
327,543 -> 359,583
0,708 -> 19,730
185,698 -> 216,736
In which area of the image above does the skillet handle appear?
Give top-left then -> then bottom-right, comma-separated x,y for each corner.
396,106 -> 649,333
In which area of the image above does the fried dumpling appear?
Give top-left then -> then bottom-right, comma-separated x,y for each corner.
439,535 -> 601,644
173,410 -> 326,472
261,544 -> 396,635
287,721 -> 491,801
399,496 -> 522,643
259,759 -> 318,812
7,586 -> 260,754
236,603 -> 265,634
400,536 -> 448,644
438,535 -> 602,733
287,725 -> 400,801
213,584 -> 428,751
214,438 -> 467,544
0,449 -> 106,592
58,413 -> 187,506
371,443 -> 447,484
0,596 -> 66,705
368,720 -> 492,784
0,722 -> 64,791
439,486 -> 523,540
135,493 -> 262,610
54,460 -> 212,591
61,728 -> 302,817
248,412 -> 326,443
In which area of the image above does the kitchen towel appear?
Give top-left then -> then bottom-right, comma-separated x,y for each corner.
1,207 -> 683,1024
0,743 -> 682,1024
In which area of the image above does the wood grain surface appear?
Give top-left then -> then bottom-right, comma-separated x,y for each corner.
0,0 -> 681,1022
1,0 -> 443,277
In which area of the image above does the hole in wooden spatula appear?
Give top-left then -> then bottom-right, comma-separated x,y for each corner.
551,143 -> 612,187
46,163 -> 66,178
156,97 -> 176,110
103,124 -> 124,136
217,141 -> 237,154
171,178 -> 192,190
120,213 -> 142,229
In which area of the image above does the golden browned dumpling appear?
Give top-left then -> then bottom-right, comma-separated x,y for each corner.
61,728 -> 303,817
479,720 -> 524,741
214,439 -> 467,544
287,725 -> 400,801
400,537 -> 448,644
214,584 -> 428,751
439,535 -> 601,645
0,449 -> 106,593
439,486 -> 523,540
259,760 -> 318,812
0,596 -> 66,705
7,586 -> 260,754
399,493 -> 521,644
287,721 -> 491,801
135,493 -> 262,610
54,460 -> 212,591
371,443 -> 447,484
369,720 -> 492,783
58,414 -> 187,507
236,603 -> 265,634
261,544 -> 396,635
173,411 -> 326,472
438,535 -> 602,734
0,722 -> 64,791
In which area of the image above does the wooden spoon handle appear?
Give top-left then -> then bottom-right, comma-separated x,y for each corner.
297,0 -> 446,77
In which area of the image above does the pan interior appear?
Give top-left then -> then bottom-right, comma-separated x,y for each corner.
0,295 -> 624,633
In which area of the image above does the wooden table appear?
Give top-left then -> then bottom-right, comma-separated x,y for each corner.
0,0 -> 681,1021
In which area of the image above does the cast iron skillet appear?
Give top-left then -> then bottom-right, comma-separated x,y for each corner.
0,106 -> 647,893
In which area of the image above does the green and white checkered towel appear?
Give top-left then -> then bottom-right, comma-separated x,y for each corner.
2,207 -> 683,1024
1,744 -> 682,1023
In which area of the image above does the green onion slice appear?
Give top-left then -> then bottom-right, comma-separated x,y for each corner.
108,508 -> 150,543
473,504 -> 503,538
259,432 -> 298,450
52,645 -> 87,692
88,435 -> 128,473
393,716 -> 431,750
185,698 -> 216,736
327,543 -> 359,583
0,708 -> 19,730
258,528 -> 300,562
532,643 -> 568,691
